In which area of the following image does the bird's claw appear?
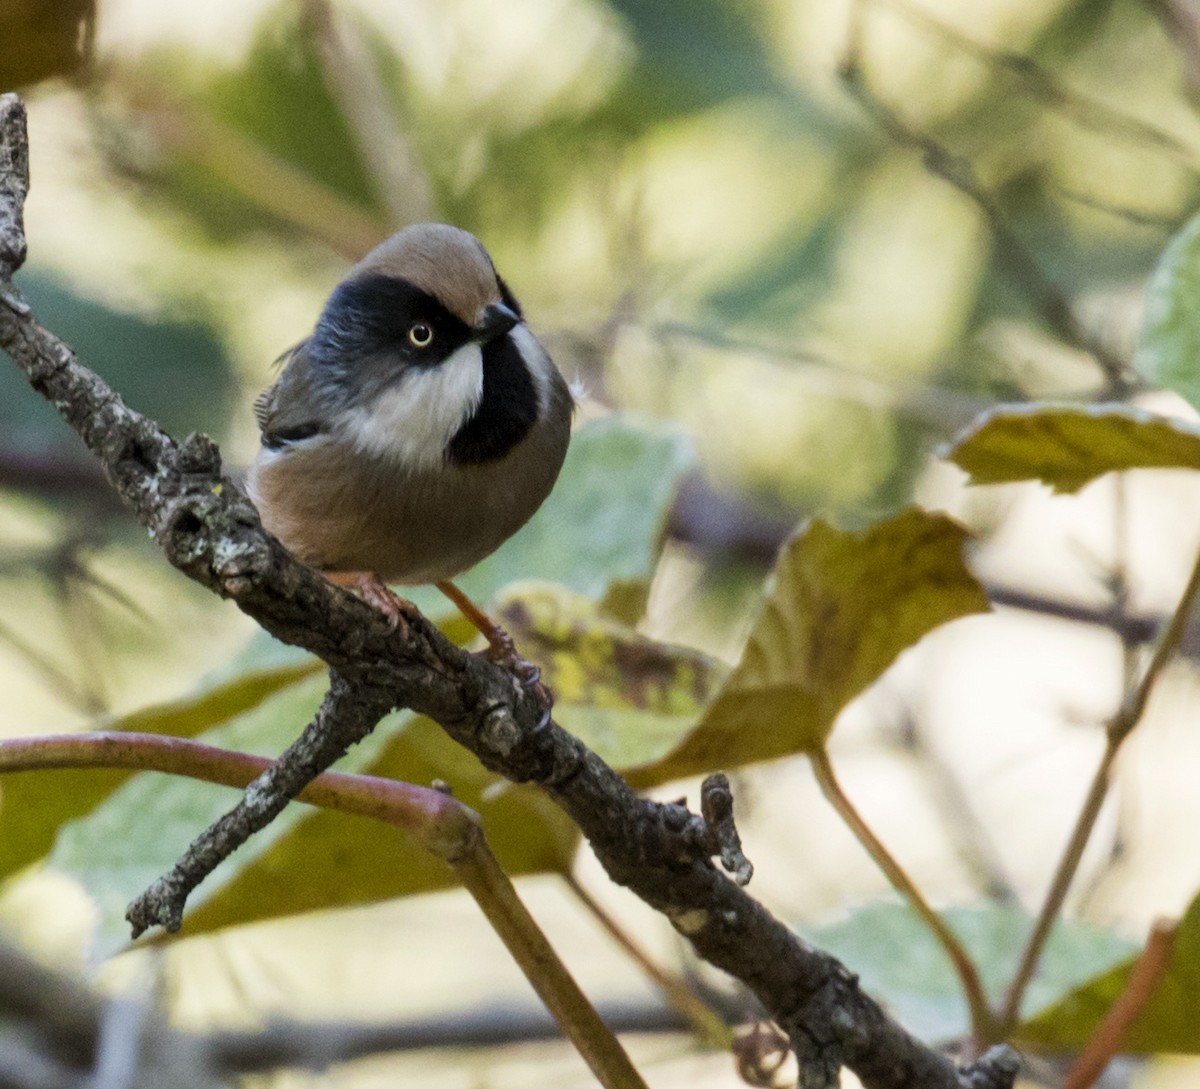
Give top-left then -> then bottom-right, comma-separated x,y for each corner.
481,628 -> 553,715
354,574 -> 419,636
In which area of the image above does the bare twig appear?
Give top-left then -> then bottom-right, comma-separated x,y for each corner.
998,545 -> 1200,1035
1055,187 -> 1186,232
124,673 -> 394,936
1061,918 -> 1177,1089
0,91 -> 1018,1089
648,320 -> 993,432
562,871 -> 735,1048
809,749 -> 997,1044
871,0 -> 1200,172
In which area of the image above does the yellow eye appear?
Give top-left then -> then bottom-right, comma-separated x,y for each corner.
408,322 -> 434,348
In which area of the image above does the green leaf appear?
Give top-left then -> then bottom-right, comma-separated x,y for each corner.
636,509 -> 988,782
48,677 -> 578,948
173,714 -> 580,942
1017,890 -> 1200,1053
808,902 -> 1136,1044
453,414 -> 693,605
944,403 -> 1200,493
1136,212 -> 1200,410
494,582 -> 724,774
0,653 -> 320,881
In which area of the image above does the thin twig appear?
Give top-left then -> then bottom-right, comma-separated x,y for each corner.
563,872 -> 734,1049
648,319 -> 992,432
124,673 -> 394,936
0,616 -> 95,711
454,830 -> 651,1089
809,750 -> 997,1044
998,546 -> 1200,1035
301,0 -> 433,226
870,0 -> 1200,172
838,35 -> 1135,394
1061,918 -> 1177,1089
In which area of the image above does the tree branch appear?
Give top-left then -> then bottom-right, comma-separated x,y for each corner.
124,673 -> 395,935
0,91 -> 1018,1089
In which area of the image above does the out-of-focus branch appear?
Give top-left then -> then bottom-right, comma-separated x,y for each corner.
838,34 -> 1136,395
0,448 -> 120,509
301,0 -> 433,226
888,707 -> 1019,905
0,90 -> 1020,1089
0,940 -> 226,1089
1146,0 -> 1200,104
647,320 -> 993,433
873,0 -> 1200,172
109,83 -> 387,261
0,932 -> 660,1086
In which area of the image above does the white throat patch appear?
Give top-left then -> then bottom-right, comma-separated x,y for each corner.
342,342 -> 484,470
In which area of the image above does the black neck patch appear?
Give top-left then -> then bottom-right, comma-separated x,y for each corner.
447,334 -> 538,465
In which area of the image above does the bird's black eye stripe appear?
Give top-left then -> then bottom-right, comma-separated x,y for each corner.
309,273 -> 470,372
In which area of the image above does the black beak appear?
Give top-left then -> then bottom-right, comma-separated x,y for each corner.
473,303 -> 520,343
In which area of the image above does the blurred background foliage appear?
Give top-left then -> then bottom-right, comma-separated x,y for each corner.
5,0 -> 1200,1085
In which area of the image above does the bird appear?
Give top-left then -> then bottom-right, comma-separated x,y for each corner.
247,223 -> 574,682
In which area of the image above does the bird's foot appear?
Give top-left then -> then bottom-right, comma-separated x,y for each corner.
327,570 -> 419,635
482,626 -> 554,715
436,580 -> 553,715
356,574 -> 420,635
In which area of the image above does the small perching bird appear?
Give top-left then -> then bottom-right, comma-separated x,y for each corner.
247,223 -> 573,675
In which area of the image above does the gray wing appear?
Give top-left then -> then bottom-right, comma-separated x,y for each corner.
253,342 -> 328,450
